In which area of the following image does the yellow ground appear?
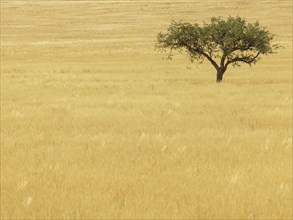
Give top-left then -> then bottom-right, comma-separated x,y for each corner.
1,0 -> 292,219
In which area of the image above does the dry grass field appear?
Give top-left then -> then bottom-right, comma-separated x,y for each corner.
1,0 -> 292,219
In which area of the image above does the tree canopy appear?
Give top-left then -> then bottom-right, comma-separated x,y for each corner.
156,16 -> 280,82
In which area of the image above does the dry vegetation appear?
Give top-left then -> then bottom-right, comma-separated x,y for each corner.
1,0 -> 292,219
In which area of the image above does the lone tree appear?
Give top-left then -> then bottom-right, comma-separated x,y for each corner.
156,16 -> 280,82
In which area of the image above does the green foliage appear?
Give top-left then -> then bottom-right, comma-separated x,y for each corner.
156,16 -> 280,72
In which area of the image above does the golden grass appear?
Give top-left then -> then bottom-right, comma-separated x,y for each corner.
1,0 -> 292,219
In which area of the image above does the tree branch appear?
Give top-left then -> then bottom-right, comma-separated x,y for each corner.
225,51 -> 261,68
201,52 -> 219,70
220,53 -> 227,67
179,40 -> 219,70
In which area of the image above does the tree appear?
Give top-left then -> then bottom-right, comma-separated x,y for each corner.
156,16 -> 280,82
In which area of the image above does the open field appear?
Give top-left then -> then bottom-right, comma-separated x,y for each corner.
1,0 -> 292,219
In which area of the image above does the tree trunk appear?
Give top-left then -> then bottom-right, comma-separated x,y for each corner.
216,68 -> 225,83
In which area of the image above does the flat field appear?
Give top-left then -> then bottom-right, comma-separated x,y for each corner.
1,0 -> 292,219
